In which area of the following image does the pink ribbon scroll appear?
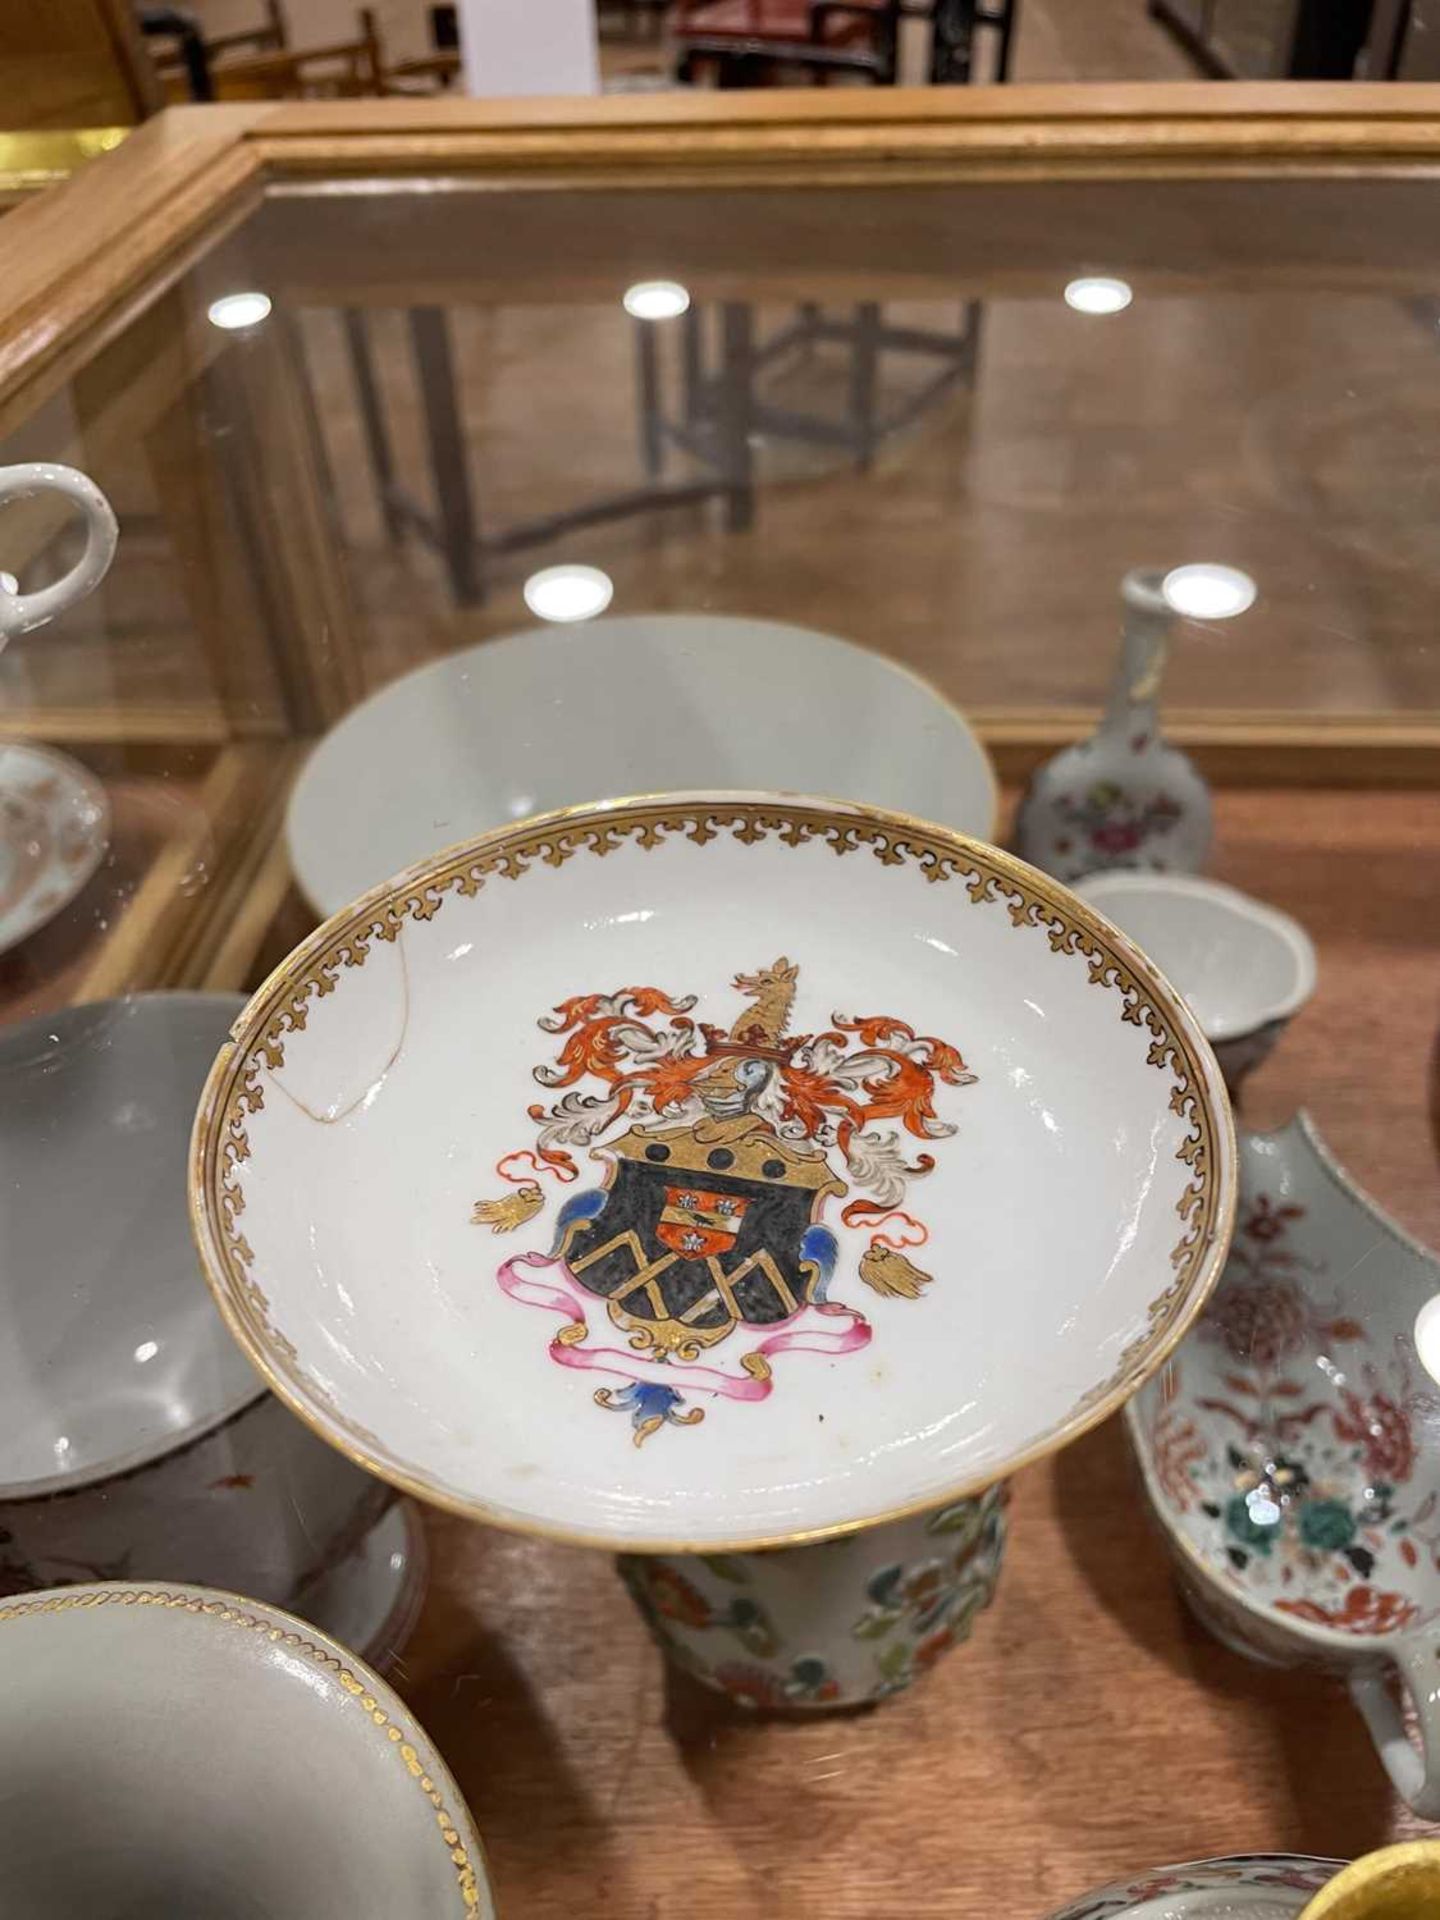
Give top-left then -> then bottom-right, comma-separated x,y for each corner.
497,1252 -> 871,1402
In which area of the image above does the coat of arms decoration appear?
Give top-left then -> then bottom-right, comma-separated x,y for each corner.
473,958 -> 975,1444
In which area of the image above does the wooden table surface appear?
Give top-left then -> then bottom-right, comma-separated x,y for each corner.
380,784 -> 1440,1920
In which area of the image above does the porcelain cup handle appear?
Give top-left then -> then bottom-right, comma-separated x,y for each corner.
1348,1636 -> 1440,1818
0,463 -> 118,652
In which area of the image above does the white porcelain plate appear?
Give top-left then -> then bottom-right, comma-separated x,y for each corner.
192,794 -> 1235,1552
284,615 -> 998,916
0,740 -> 108,956
0,1581 -> 490,1918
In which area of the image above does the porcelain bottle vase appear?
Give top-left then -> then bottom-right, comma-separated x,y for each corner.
617,1483 -> 1008,1710
1014,568 -> 1212,884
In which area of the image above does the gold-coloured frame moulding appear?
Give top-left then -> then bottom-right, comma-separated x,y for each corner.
0,1583 -> 486,1916
189,794 -> 1238,1554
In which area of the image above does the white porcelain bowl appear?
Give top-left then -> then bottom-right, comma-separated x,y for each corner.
284,615 -> 998,915
193,793 -> 1234,1553
0,1581 -> 491,1917
0,995 -> 388,1605
1075,873 -> 1315,1091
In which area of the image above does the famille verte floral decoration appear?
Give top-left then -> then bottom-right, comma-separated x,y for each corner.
1145,1188 -> 1440,1634
472,958 -> 974,1442
616,1486 -> 1008,1709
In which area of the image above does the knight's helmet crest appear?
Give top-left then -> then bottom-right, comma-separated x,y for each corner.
697,957 -> 801,1111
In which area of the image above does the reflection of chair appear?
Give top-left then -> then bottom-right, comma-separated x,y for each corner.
201,0 -> 290,58
930,0 -> 1019,82
336,307 -> 757,606
638,300 -> 981,483
146,1 -> 290,99
674,0 -> 900,84
674,0 -> 1019,84
599,0 -> 673,35
204,9 -> 384,98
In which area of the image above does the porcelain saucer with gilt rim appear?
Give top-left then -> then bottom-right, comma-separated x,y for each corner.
190,792 -> 1235,1554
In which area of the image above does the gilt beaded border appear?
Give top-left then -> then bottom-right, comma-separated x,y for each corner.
0,1586 -> 484,1915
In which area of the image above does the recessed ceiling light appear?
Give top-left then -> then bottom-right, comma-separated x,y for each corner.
1063,276 -> 1133,316
622,280 -> 691,322
207,291 -> 273,332
1161,563 -> 1258,621
523,564 -> 614,624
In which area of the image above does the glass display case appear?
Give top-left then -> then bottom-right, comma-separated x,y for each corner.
2,86 -> 1439,1915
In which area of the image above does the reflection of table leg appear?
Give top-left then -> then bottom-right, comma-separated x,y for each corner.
143,376 -> 288,738
681,307 -> 705,427
636,320 -> 664,480
849,302 -> 881,473
218,313 -> 366,730
409,306 -> 483,606
342,309 -> 405,544
716,303 -> 755,534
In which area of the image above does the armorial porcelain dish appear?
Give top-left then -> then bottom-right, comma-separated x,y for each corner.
1127,1114 -> 1440,1815
191,793 -> 1235,1554
1044,1855 -> 1344,1920
284,615 -> 998,916
0,1580 -> 492,1917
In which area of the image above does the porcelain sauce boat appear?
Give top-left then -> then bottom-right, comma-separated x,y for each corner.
1127,1113 -> 1440,1814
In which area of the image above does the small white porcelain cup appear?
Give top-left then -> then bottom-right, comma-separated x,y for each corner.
1076,872 -> 1316,1095
0,462 -> 118,649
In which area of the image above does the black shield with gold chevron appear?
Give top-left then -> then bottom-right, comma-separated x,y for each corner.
559,1115 -> 845,1359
